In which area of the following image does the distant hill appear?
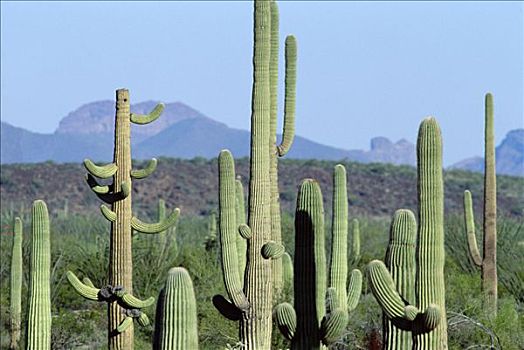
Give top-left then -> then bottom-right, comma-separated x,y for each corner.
450,129 -> 524,177
1,99 -> 522,176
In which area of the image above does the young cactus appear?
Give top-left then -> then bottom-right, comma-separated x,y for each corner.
26,200 -> 51,350
10,217 -> 23,350
463,93 -> 498,315
213,0 -> 297,347
67,89 -> 178,349
367,117 -> 447,349
274,175 -> 362,349
153,267 -> 199,350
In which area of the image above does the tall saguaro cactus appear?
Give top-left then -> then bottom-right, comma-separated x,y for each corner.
367,117 -> 447,349
153,267 -> 199,350
213,0 -> 297,348
274,171 -> 362,349
10,217 -> 23,350
26,200 -> 51,350
67,89 -> 178,350
268,0 -> 297,299
463,93 -> 498,315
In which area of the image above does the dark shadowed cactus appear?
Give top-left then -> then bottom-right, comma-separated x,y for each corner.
367,117 -> 447,349
26,200 -> 51,350
463,93 -> 498,316
10,217 -> 23,350
213,0 -> 297,347
268,0 -> 297,299
274,176 -> 362,349
153,267 -> 198,350
67,89 -> 178,350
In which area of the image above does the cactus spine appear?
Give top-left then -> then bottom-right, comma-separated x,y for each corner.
463,93 -> 497,315
26,200 -> 51,350
275,168 -> 362,349
214,0 -> 297,347
367,117 -> 447,349
269,0 -> 297,300
153,267 -> 198,350
67,89 -> 178,349
10,217 -> 23,350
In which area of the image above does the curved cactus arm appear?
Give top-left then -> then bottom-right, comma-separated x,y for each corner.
130,158 -> 157,179
350,218 -> 361,265
116,317 -> 133,334
276,35 -> 297,157
325,287 -> 340,313
66,271 -> 101,301
87,177 -> 130,203
274,302 -> 296,341
82,277 -> 95,288
130,103 -> 165,125
116,291 -> 155,309
346,269 -> 362,312
85,173 -> 110,194
282,252 -> 293,294
238,224 -> 252,239
83,159 -> 117,179
137,313 -> 150,327
463,190 -> 482,267
212,295 -> 242,321
100,205 -> 117,222
261,241 -> 285,259
131,208 -> 180,234
320,308 -> 349,345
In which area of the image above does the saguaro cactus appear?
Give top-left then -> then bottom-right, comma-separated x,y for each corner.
213,0 -> 297,347
26,200 -> 51,350
67,89 -> 178,350
367,117 -> 447,349
463,93 -> 498,315
268,0 -> 297,299
274,173 -> 362,349
153,267 -> 199,350
10,217 -> 23,350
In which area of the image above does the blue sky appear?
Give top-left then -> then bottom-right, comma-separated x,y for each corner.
1,1 -> 522,165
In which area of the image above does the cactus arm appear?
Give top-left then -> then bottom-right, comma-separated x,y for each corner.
131,208 -> 180,234
86,176 -> 130,203
463,190 -> 482,267
282,252 -> 293,295
238,224 -> 252,239
274,303 -> 296,341
66,271 -> 101,301
116,317 -> 133,333
320,308 -> 349,345
130,158 -> 157,179
276,35 -> 297,157
117,292 -> 155,309
100,205 -> 117,222
137,313 -> 150,327
83,159 -> 118,179
212,295 -> 242,321
234,178 -> 248,285
217,150 -> 250,311
261,241 -> 285,259
83,277 -> 95,288
85,174 -> 110,194
346,269 -> 362,312
10,217 -> 23,350
350,218 -> 361,265
130,103 -> 164,125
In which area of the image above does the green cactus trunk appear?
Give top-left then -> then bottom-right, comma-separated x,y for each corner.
10,217 -> 23,350
414,117 -> 447,348
26,200 -> 51,350
154,267 -> 199,350
235,179 -> 247,283
384,210 -> 417,350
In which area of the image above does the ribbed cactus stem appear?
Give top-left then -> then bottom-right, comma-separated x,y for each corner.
282,252 -> 294,297
463,191 -> 482,266
235,179 -> 247,283
329,164 -> 348,311
26,200 -> 51,350
10,217 -> 22,350
350,219 -> 361,265
293,179 -> 326,349
154,267 -> 199,350
414,117 -> 447,348
483,92 -> 497,315
384,209 -> 417,350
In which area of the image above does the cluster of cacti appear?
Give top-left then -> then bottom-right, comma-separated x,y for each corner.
67,89 -> 179,349
212,0 -> 297,347
463,93 -> 498,316
153,267 -> 199,350
367,117 -> 447,349
26,200 -> 52,350
9,217 -> 23,350
273,165 -> 362,349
